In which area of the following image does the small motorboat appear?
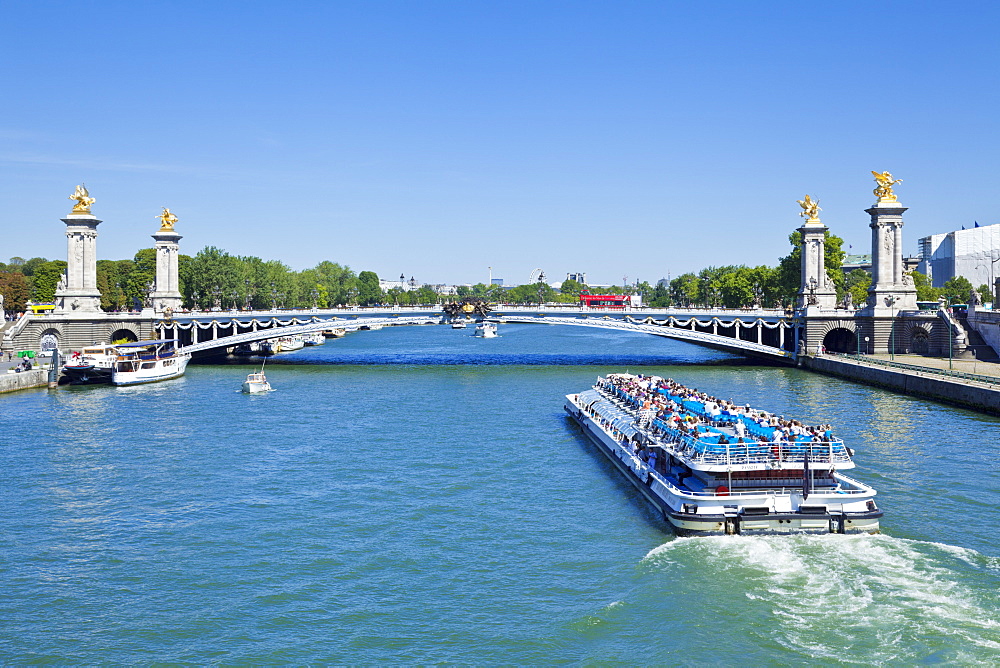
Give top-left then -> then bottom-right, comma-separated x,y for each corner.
451,320 -> 467,329
473,321 -> 498,338
242,361 -> 272,394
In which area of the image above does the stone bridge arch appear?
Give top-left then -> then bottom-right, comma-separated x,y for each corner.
902,322 -> 932,355
106,323 -> 140,344
38,326 -> 64,352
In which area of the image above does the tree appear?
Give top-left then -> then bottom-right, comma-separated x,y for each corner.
846,269 -> 871,306
559,278 -> 586,301
670,273 -> 699,306
941,276 -> 974,304
357,271 -> 383,306
29,260 -> 67,302
909,271 -> 940,302
0,271 -> 30,312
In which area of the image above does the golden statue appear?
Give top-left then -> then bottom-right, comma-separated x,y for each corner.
797,194 -> 821,222
156,207 -> 178,231
68,184 -> 95,214
872,170 -> 902,202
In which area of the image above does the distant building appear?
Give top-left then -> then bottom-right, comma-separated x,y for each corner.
565,272 -> 587,284
841,254 -> 872,275
918,222 -> 1000,287
841,253 -> 919,277
490,278 -> 504,286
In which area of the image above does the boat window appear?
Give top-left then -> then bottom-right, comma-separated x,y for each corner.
141,362 -> 155,369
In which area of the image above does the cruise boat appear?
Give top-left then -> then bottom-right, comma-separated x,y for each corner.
61,343 -> 118,384
565,373 -> 882,536
451,320 -> 467,329
473,321 -> 498,338
112,339 -> 191,386
323,327 -> 347,338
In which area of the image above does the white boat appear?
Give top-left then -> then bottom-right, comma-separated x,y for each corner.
323,328 -> 347,338
361,323 -> 383,331
62,342 -> 118,384
242,361 -> 272,393
451,320 -> 467,329
473,321 -> 498,338
303,332 -> 326,346
112,339 -> 191,386
272,335 -> 304,352
565,373 -> 882,536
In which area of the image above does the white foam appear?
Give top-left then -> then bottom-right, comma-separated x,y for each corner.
641,534 -> 1000,662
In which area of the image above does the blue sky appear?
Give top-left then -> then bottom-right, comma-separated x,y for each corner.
2,1 -> 998,286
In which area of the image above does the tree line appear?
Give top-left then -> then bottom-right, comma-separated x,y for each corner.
0,231 -> 990,314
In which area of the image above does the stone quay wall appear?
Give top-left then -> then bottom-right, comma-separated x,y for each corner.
801,354 -> 1000,415
0,369 -> 49,394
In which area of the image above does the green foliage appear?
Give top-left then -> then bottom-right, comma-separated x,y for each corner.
29,260 -> 67,302
977,284 -> 992,303
357,271 -> 383,306
909,271 -> 940,302
941,276 -> 974,304
560,278 -> 586,300
0,271 -> 30,311
846,269 -> 871,306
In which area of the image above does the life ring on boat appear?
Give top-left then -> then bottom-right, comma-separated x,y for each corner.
771,445 -> 780,459
715,485 -> 729,496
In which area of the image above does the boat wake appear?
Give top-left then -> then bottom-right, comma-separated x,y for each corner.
639,534 -> 1000,664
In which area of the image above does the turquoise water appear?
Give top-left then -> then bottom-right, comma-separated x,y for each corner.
2,324 -> 999,663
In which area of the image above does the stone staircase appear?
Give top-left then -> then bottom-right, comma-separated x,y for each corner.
955,314 -> 1000,361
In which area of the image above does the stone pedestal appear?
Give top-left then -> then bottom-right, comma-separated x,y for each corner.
54,214 -> 103,313
860,201 -> 917,315
796,219 -> 837,309
150,228 -> 183,312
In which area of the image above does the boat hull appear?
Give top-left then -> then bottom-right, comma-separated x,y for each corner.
61,365 -> 113,385
242,381 -> 271,393
565,394 -> 881,537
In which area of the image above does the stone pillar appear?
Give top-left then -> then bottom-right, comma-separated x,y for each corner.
55,212 -> 103,313
150,215 -> 183,313
796,211 -> 837,312
863,201 -> 917,314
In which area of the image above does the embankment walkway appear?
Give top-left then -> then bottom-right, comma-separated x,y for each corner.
801,352 -> 1000,415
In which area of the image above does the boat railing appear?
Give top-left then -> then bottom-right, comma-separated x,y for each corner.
651,420 -> 852,466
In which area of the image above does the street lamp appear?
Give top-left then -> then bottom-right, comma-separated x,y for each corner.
884,295 -> 898,361
270,282 -> 278,310
191,290 -> 199,311
310,288 -> 318,309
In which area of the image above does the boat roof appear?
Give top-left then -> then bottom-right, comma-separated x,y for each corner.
116,339 -> 179,347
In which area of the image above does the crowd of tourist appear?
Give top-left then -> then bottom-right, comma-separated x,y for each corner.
596,373 -> 842,457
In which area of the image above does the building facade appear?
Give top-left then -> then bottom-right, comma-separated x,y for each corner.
918,222 -> 1000,288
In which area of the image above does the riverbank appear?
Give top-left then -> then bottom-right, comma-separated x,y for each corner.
800,352 -> 1000,415
0,366 -> 49,393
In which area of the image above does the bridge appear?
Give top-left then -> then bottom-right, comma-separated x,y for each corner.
166,305 -> 798,361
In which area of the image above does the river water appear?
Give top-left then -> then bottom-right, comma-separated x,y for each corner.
2,324 -> 998,664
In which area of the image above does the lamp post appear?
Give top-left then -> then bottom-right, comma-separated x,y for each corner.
310,288 -> 318,310
244,279 -> 251,311
884,295 -> 898,360
270,282 -> 277,311
191,290 -> 199,311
